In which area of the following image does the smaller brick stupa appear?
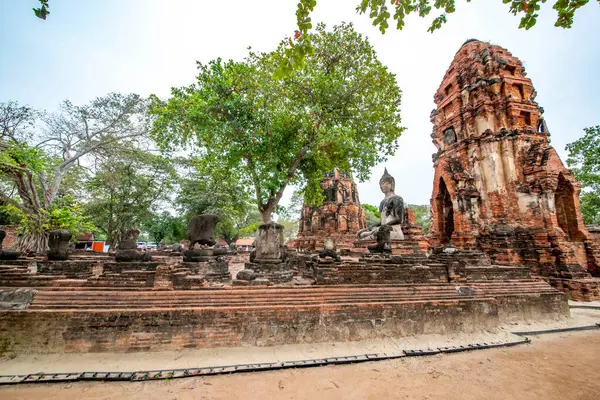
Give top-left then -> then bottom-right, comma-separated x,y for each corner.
293,169 -> 367,251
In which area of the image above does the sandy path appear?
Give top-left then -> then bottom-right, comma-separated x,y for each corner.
0,330 -> 599,400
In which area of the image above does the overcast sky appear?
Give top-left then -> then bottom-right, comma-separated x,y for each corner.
1,0 -> 599,209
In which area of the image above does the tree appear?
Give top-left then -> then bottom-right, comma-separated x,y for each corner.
142,212 -> 186,244
1,95 -> 151,251
362,203 -> 381,228
33,0 -> 591,34
406,204 -> 431,233
566,126 -> 600,225
33,0 -> 50,20
277,189 -> 304,221
236,208 -> 263,239
284,0 -> 594,76
174,157 -> 258,243
84,147 -> 175,249
278,219 -> 300,243
151,23 -> 403,228
176,159 -> 252,220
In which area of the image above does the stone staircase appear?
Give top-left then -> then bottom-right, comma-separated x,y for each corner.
28,281 -> 560,310
0,263 -> 62,287
316,260 -> 449,285
1,280 -> 568,354
428,248 -> 492,266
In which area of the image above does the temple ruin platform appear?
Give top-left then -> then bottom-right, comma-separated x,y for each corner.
0,281 -> 568,355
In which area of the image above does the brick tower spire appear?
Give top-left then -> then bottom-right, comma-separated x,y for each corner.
428,39 -> 600,294
293,168 -> 366,251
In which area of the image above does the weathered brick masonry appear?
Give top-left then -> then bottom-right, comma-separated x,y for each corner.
294,169 -> 367,251
0,285 -> 567,355
428,39 -> 600,298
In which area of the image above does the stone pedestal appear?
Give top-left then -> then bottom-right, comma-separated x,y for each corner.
238,222 -> 293,284
47,229 -> 72,261
355,238 -> 426,255
180,248 -> 231,283
115,229 -> 152,262
242,259 -> 293,284
318,237 -> 340,261
255,222 -> 284,260
183,247 -> 227,262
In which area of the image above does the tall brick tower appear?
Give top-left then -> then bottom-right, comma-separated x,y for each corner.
428,39 -> 600,298
293,169 -> 366,251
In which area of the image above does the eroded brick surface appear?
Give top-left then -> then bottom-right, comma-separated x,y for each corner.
293,169 -> 367,251
428,40 -> 600,298
0,285 -> 568,355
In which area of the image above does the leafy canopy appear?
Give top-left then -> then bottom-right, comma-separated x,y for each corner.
281,0 -> 595,75
84,146 -> 176,244
175,157 -> 257,242
406,204 -> 431,233
151,23 -> 403,223
1,93 -> 151,252
33,1 -> 594,78
362,203 -> 381,228
142,212 -> 187,244
566,126 -> 600,224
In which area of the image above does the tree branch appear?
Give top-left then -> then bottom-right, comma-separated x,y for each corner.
26,170 -> 42,211
244,153 -> 264,211
0,191 -> 28,213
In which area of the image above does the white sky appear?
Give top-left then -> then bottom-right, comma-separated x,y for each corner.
1,0 -> 599,208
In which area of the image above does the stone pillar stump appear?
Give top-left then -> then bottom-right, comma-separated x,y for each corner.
47,229 -> 72,261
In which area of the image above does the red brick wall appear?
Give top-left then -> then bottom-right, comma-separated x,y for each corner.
427,40 -> 597,278
295,169 -> 367,251
1,225 -> 17,248
0,294 -> 567,355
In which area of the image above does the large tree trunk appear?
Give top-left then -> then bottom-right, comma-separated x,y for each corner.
12,232 -> 49,254
107,234 -> 118,251
260,209 -> 273,224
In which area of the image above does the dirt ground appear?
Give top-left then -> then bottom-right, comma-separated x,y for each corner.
1,330 -> 599,400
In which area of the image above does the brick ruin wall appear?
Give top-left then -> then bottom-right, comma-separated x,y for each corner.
428,39 -> 600,281
294,169 -> 367,251
0,226 -> 17,248
0,292 -> 567,355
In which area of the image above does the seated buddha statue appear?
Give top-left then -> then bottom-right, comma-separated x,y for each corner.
357,168 -> 405,241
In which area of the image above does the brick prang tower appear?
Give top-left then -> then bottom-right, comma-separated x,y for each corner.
293,169 -> 367,251
428,39 -> 600,298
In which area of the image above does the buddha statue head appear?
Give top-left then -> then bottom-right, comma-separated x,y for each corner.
379,168 -> 395,194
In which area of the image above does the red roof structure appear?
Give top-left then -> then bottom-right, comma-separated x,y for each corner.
235,238 -> 255,247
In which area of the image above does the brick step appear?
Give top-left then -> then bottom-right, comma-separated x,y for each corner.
0,275 -> 66,281
31,291 -> 558,309
31,283 -> 555,302
30,291 -> 559,310
85,281 -> 150,287
30,284 -> 558,310
32,281 -> 550,297
0,286 -> 147,292
0,261 -> 32,267
30,287 -> 555,303
29,289 -> 525,303
31,290 -> 476,300
30,296 -> 491,309
0,271 -> 31,276
30,280 -> 550,295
